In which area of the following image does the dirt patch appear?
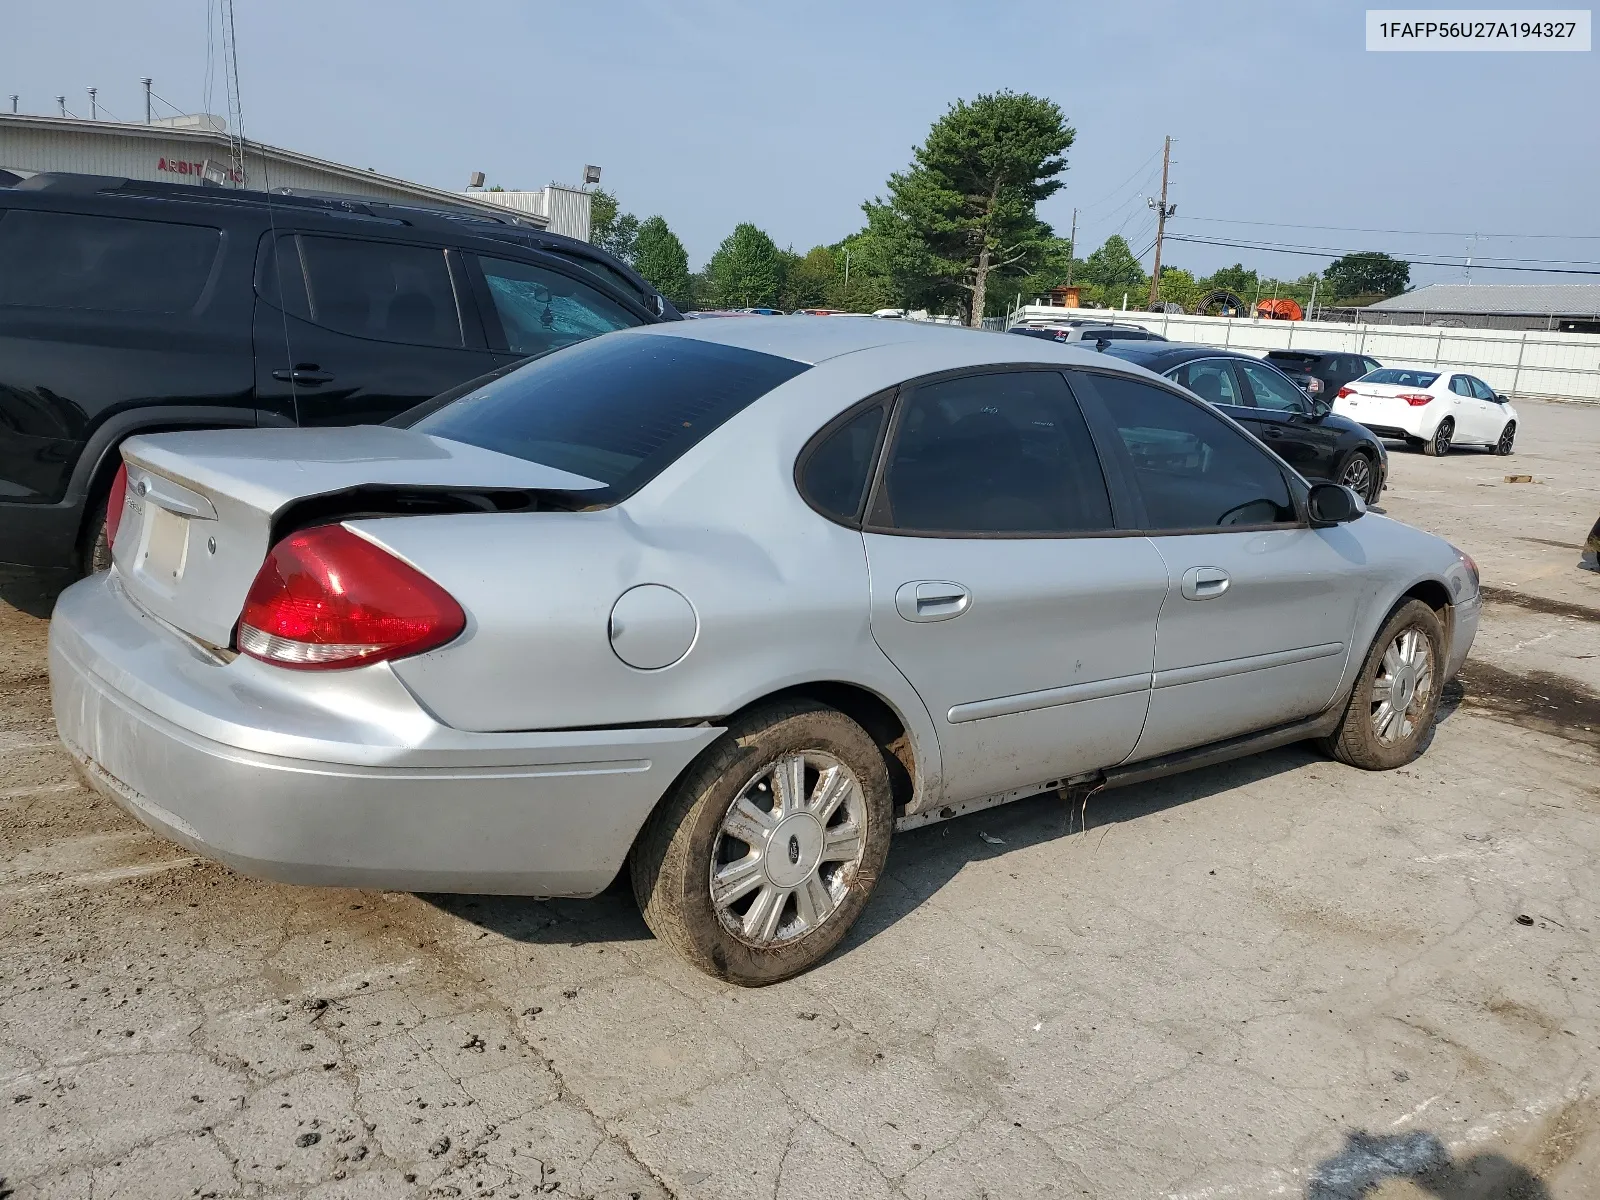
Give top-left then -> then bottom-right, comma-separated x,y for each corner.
1453,661 -> 1600,750
1479,585 -> 1600,625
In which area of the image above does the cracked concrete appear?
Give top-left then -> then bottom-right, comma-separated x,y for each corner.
3,400 -> 1599,1198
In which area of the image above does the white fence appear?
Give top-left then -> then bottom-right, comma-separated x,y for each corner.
1013,305 -> 1600,404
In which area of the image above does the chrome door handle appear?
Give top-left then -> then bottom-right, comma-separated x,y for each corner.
895,581 -> 971,622
1181,566 -> 1230,601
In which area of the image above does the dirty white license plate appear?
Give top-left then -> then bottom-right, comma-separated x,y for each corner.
140,505 -> 190,582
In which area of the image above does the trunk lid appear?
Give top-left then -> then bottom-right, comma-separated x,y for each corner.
113,425 -> 604,648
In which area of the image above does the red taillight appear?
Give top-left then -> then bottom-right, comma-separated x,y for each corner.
1399,392 -> 1433,407
1336,386 -> 1354,399
237,525 -> 465,670
103,463 -> 130,553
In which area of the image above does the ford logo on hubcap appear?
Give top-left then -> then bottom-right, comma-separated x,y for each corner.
787,835 -> 801,865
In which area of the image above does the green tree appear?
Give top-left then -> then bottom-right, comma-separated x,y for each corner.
1201,263 -> 1258,301
780,245 -> 840,310
1080,235 -> 1147,307
632,216 -> 691,308
1324,251 -> 1410,303
861,91 -> 1074,325
707,223 -> 785,308
1154,266 -> 1200,312
588,188 -> 639,264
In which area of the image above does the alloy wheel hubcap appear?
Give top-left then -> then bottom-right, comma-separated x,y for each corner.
1342,457 -> 1372,497
710,752 -> 866,945
1500,427 -> 1514,452
1370,627 -> 1434,746
1435,425 -> 1451,452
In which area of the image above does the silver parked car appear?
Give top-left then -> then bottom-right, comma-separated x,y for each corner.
51,318 -> 1482,984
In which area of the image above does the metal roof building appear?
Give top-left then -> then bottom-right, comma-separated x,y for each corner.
0,112 -> 592,240
1348,283 -> 1600,333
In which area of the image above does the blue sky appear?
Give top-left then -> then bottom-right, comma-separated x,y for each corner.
5,1 -> 1596,287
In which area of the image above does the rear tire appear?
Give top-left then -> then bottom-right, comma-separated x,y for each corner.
80,492 -> 113,576
1422,418 -> 1453,457
1494,422 -> 1516,456
1322,599 -> 1444,771
631,701 -> 893,985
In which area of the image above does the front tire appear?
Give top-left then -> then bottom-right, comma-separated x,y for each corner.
631,701 -> 893,985
1338,451 -> 1379,504
1494,422 -> 1516,456
1422,418 -> 1453,457
1322,599 -> 1445,771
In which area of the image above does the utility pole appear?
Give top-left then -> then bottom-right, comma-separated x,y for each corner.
87,88 -> 97,120
1145,136 -> 1176,310
1464,234 -> 1485,284
1065,208 -> 1078,289
142,78 -> 152,124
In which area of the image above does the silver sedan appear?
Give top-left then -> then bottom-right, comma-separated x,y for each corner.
50,318 -> 1482,983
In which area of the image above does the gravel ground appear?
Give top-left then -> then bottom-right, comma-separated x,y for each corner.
2,400 -> 1598,1200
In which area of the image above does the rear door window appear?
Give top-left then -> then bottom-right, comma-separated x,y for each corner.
296,235 -> 464,347
875,371 -> 1113,535
0,209 -> 220,313
1069,371 -> 1297,531
1449,375 -> 1474,397
410,333 -> 808,499
475,255 -> 640,355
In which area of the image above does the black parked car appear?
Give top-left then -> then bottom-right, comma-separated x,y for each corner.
0,173 -> 677,574
1101,342 -> 1388,503
1264,349 -> 1382,403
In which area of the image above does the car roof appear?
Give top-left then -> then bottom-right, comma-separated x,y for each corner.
627,313 -> 1149,372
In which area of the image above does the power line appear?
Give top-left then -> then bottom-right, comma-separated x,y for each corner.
1174,214 -> 1600,241
1074,147 -> 1163,215
1167,231 -> 1600,267
1163,233 -> 1600,276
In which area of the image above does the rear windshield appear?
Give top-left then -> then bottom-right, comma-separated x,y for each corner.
1266,351 -> 1322,366
408,333 -> 808,499
1363,368 -> 1438,387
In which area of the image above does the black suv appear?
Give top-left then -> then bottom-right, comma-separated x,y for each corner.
0,173 -> 677,574
1264,349 -> 1381,403
1101,342 -> 1388,503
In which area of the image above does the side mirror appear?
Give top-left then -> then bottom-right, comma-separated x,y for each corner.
1307,481 -> 1364,527
1310,397 -> 1332,418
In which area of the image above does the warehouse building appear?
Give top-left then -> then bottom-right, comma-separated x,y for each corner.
1333,283 -> 1600,334
0,111 -> 592,240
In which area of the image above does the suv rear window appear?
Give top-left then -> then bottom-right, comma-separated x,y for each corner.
0,210 -> 220,313
1266,351 -> 1322,367
409,333 -> 808,498
1364,368 -> 1439,386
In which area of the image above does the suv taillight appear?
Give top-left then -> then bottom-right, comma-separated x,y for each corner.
104,464 -> 129,552
1399,392 -> 1433,407
237,525 -> 465,670
1336,386 -> 1354,399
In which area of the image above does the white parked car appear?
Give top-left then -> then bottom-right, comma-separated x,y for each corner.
1333,367 -> 1518,457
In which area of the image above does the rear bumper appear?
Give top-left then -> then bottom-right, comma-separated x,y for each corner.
1334,402 -> 1437,442
49,573 -> 724,896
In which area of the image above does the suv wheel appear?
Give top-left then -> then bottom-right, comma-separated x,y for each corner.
631,701 -> 893,985
1322,599 -> 1444,770
81,492 -> 114,575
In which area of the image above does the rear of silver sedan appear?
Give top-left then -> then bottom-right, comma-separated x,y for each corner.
50,562 -> 722,898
